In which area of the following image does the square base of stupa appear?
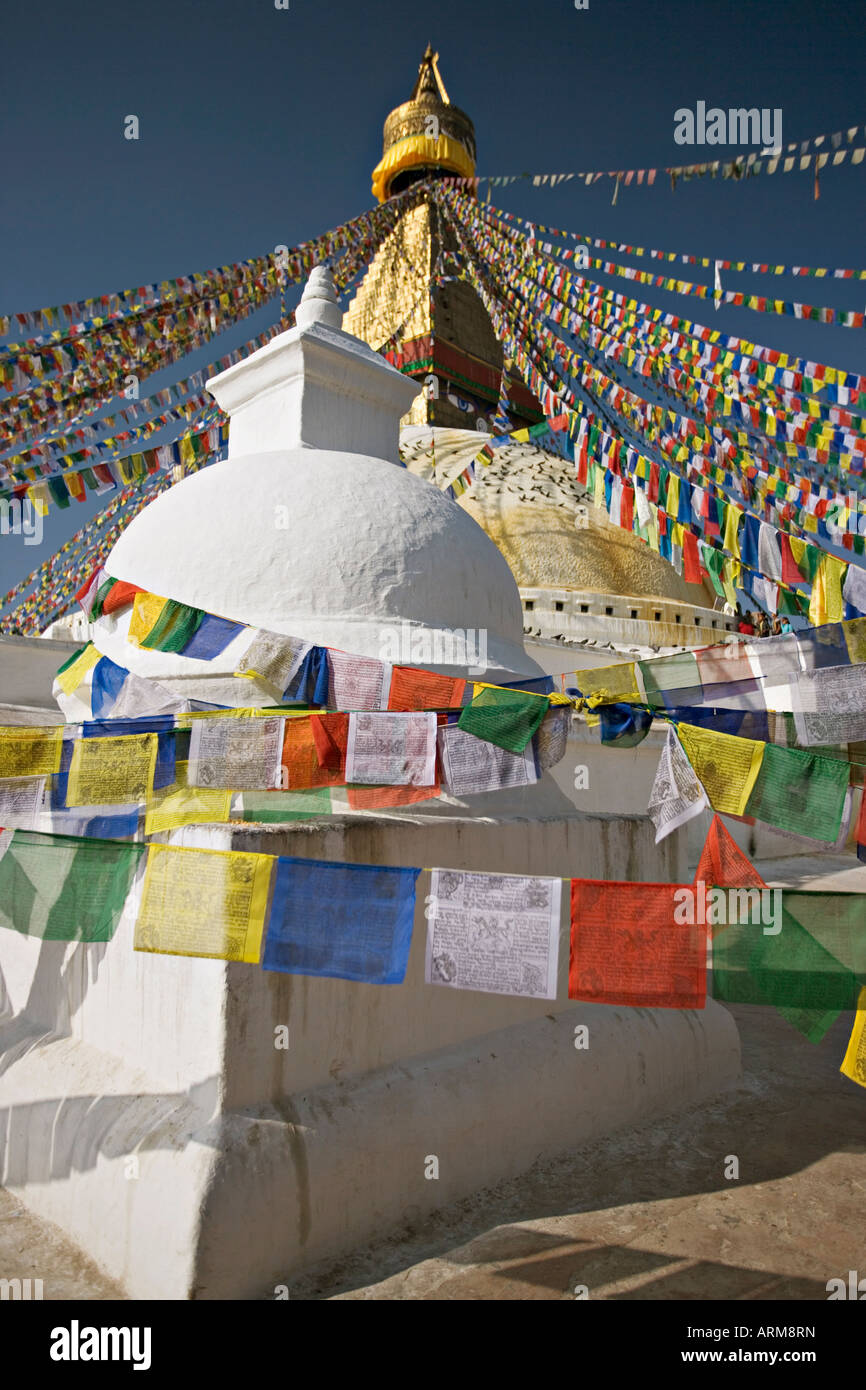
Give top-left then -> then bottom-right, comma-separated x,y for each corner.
0,807 -> 740,1300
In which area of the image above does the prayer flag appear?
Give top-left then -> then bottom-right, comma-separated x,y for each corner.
438,723 -> 538,796
0,727 -> 63,780
425,869 -> 561,998
678,724 -> 764,816
262,857 -> 419,983
281,717 -> 346,789
457,685 -> 549,752
0,829 -> 143,941
570,879 -> 707,1008
187,716 -> 284,790
134,844 -> 273,962
388,666 -> 466,712
345,712 -> 437,785
840,987 -> 866,1089
711,903 -> 859,1042
66,733 -> 157,807
744,742 -> 849,841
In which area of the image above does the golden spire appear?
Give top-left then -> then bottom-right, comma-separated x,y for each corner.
371,47 -> 476,203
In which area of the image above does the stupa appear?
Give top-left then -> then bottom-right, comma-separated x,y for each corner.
0,266 -> 740,1298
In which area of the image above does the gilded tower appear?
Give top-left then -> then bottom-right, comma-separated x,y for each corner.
342,46 -> 543,431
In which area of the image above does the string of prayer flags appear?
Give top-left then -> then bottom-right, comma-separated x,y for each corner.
457,684 -> 549,753
345,712 -> 437,786
0,727 -> 63,780
0,830 -> 143,941
425,869 -> 561,998
841,987 -> 866,1089
388,666 -> 467,712
262,857 -> 419,983
438,723 -> 538,796
710,901 -> 860,1043
743,742 -> 850,842
569,879 -> 707,1009
187,716 -> 284,790
677,724 -> 764,816
648,725 -> 710,843
133,844 -> 273,962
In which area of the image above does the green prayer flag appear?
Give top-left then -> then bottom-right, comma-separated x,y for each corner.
744,742 -> 849,841
0,830 -> 144,942
781,891 -> 866,982
457,686 -> 549,753
89,576 -> 118,621
639,651 -> 700,707
712,902 -> 860,1042
140,598 -> 205,654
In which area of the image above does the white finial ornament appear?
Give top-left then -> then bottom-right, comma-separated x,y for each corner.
294,264 -> 342,330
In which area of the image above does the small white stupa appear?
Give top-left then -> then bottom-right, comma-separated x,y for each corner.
90,266 -> 543,702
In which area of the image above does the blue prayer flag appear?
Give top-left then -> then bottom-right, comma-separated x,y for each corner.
262,857 -> 419,983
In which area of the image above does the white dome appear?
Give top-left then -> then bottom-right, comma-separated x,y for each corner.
91,268 -> 542,691
96,446 -> 541,682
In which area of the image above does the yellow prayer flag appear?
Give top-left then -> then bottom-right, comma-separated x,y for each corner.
572,662 -> 641,705
824,556 -> 846,624
666,476 -> 680,518
55,644 -> 101,696
133,843 -> 273,963
127,591 -> 169,647
723,504 -> 741,558
678,723 -> 764,816
145,763 -> 232,835
67,733 -> 157,807
721,559 -> 740,609
808,561 -> 828,627
0,726 -> 63,779
843,617 -> 866,664
840,986 -> 866,1090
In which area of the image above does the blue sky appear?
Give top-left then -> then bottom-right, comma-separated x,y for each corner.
2,0 -> 865,596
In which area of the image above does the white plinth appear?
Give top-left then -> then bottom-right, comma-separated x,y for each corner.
0,807 -> 740,1299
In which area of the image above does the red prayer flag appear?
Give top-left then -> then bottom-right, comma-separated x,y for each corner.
388,667 -> 466,712
310,712 -> 349,771
569,879 -> 707,1009
101,579 -> 144,615
682,528 -> 703,584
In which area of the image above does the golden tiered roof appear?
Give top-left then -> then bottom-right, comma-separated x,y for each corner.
371,45 -> 476,202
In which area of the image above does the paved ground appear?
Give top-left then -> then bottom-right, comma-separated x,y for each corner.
1,854 -> 863,1301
